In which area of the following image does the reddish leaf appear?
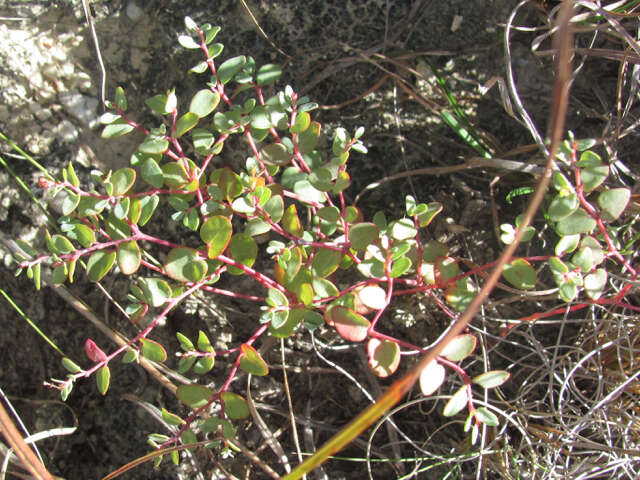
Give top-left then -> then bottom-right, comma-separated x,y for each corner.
326,305 -> 370,342
85,338 -> 107,363
367,338 -> 400,377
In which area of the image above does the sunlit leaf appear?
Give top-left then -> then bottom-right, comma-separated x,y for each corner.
473,370 -> 510,389
326,305 -> 370,342
177,384 -> 214,409
220,391 -> 249,419
116,240 -> 141,275
164,247 -> 208,283
239,344 -> 269,376
86,250 -> 116,282
367,338 -> 400,377
140,338 -> 167,363
419,360 -> 446,396
442,385 -> 467,417
96,366 -> 110,395
440,334 -> 476,362
502,258 -> 536,290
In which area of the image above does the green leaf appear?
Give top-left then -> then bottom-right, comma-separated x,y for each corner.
217,55 -> 246,85
105,212 -> 132,240
422,241 -> 448,262
502,258 -> 537,290
416,202 -> 443,227
578,155 -> 609,192
51,234 -> 74,254
440,334 -> 476,362
139,194 -> 159,226
260,143 -> 290,166
311,248 -> 342,278
140,338 -> 167,363
350,223 -> 379,252
472,370 -> 510,389
556,208 -> 596,235
282,204 -> 303,237
585,268 -> 607,300
201,215 -> 232,260
442,385 -> 467,417
161,407 -> 185,426
555,234 -> 580,256
419,360 -> 446,396
390,256 -> 412,278
111,168 -> 136,196
96,366 -> 110,395
189,89 -> 220,117
474,407 -> 499,427
366,338 -> 400,377
86,250 -> 116,282
177,384 -> 214,409
389,218 -> 417,241
138,134 -> 169,155
164,247 -> 208,283
145,93 -> 171,115
293,180 -> 324,204
256,64 -> 282,85
174,112 -> 199,138
140,157 -> 164,189
102,118 -> 134,138
326,305 -> 370,342
435,256 -> 459,284
297,121 -> 321,154
548,193 -> 579,222
162,162 -> 190,189
220,392 -> 249,419
228,233 -> 257,274
61,192 -> 80,216
176,332 -> 195,351
598,188 -> 630,221
239,344 -> 269,376
115,86 -> 127,110
445,278 -> 475,312
290,111 -> 310,134
178,34 -> 200,49
62,357 -> 82,374
116,240 -> 141,275
137,277 -> 172,307
192,356 -> 215,375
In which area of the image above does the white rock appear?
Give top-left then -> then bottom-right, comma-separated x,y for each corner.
126,2 -> 143,21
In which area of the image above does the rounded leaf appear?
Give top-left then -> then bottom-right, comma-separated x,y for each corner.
356,284 -> 387,311
201,215 -> 232,259
502,258 -> 537,290
102,119 -> 134,138
175,112 -> 199,138
140,338 -> 167,363
445,278 -> 475,312
116,240 -> 141,275
311,248 -> 342,278
472,370 -> 510,389
164,247 -> 208,283
217,55 -> 246,85
228,233 -> 257,272
419,360 -> 446,396
327,305 -> 370,342
367,338 -> 400,377
256,63 -> 282,86
138,277 -> 171,307
440,334 -> 476,362
598,188 -> 630,221
350,223 -> 379,252
221,391 -> 249,419
297,121 -> 321,154
177,384 -> 214,409
96,366 -> 110,396
162,162 -> 190,189
548,193 -> 579,221
585,268 -> 607,300
86,250 -> 116,282
51,234 -> 75,254
189,89 -> 220,117
556,208 -> 596,235
239,344 -> 269,376
111,168 -> 136,196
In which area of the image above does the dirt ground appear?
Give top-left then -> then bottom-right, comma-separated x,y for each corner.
1,1 -> 638,479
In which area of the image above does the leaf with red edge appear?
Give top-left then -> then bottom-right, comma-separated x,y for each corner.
367,338 -> 400,377
419,360 -> 446,396
442,385 -> 468,417
326,305 -> 370,342
85,338 -> 107,362
220,392 -> 249,419
239,344 -> 269,376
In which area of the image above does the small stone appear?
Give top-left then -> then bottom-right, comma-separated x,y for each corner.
56,119 -> 79,143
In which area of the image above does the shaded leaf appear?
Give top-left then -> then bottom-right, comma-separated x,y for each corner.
86,250 -> 116,282
111,168 -> 136,196
502,258 -> 536,290
164,247 -> 208,283
137,277 -> 172,307
350,223 -> 379,252
177,384 -> 214,409
85,338 -> 107,362
598,188 -> 630,221
474,407 -> 499,427
175,112 -> 199,138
